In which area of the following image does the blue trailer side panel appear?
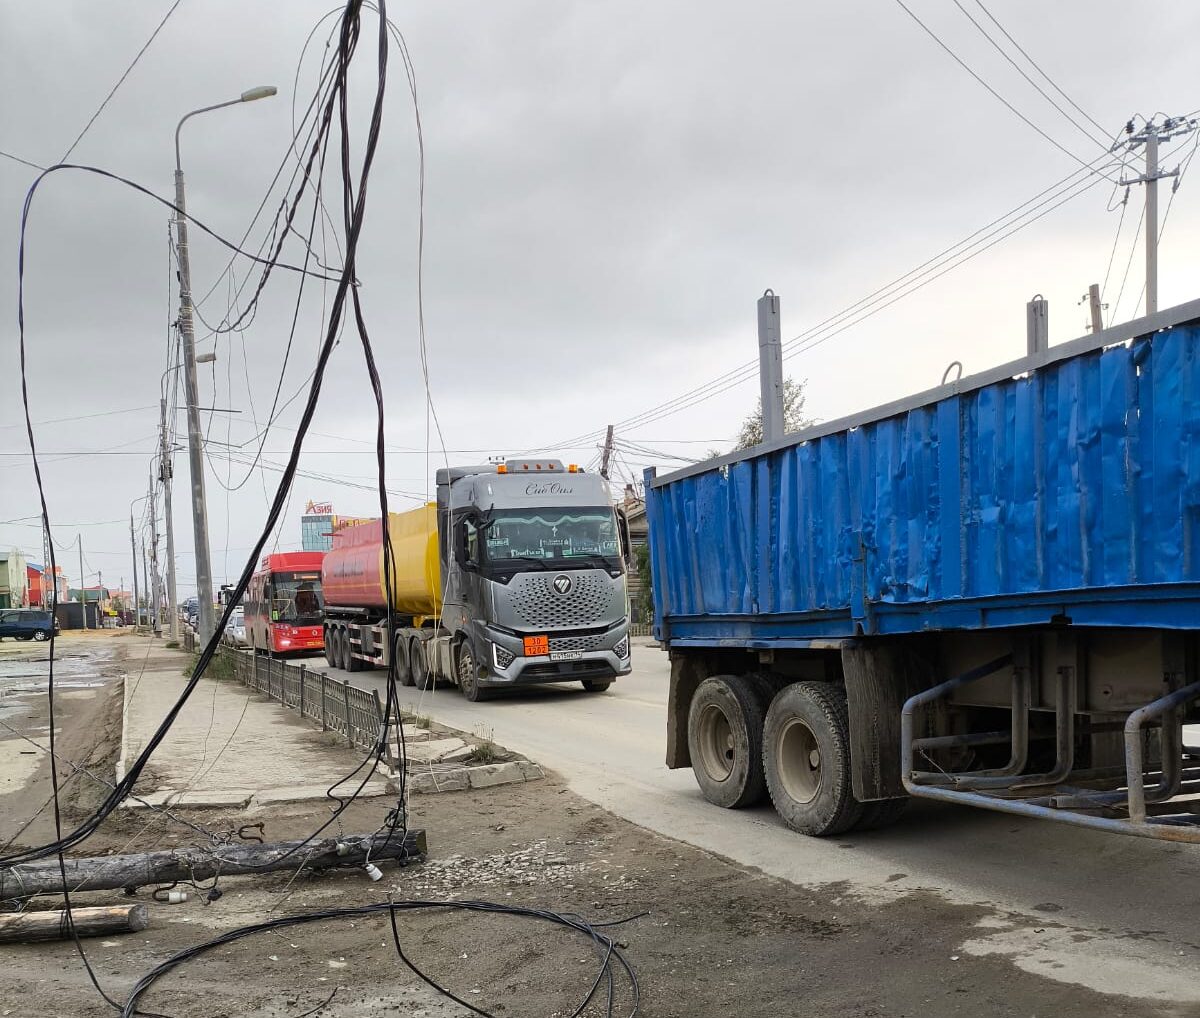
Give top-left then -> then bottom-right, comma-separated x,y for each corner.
647,323 -> 1200,643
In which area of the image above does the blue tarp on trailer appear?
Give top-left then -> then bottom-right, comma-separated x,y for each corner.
646,315 -> 1200,644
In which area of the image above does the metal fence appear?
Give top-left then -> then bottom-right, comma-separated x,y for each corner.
180,627 -> 393,768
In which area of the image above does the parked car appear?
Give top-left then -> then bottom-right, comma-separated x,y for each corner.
0,609 -> 58,642
222,607 -> 247,648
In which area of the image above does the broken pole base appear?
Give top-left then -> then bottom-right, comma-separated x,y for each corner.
0,904 -> 149,943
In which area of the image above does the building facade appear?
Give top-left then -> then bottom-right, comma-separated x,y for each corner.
0,550 -> 29,609
300,501 -> 372,552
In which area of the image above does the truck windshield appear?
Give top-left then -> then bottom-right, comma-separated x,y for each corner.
481,508 -> 620,566
270,572 -> 324,624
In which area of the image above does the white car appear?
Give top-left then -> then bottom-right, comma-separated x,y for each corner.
222,608 -> 247,648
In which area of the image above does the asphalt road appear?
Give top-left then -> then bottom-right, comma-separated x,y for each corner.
317,640 -> 1200,1007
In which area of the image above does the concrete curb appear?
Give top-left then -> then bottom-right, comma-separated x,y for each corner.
390,759 -> 544,796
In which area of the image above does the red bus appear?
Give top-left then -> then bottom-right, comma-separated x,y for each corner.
245,552 -> 326,655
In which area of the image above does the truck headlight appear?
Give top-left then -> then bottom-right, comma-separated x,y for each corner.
614,636 -> 629,660
493,643 -> 515,669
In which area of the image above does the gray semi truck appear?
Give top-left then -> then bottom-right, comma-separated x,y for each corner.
322,459 -> 632,699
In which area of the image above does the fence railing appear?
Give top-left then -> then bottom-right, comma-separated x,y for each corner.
181,627 -> 393,768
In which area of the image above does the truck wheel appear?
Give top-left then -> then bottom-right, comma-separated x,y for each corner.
326,628 -> 342,670
687,675 -> 769,809
762,682 -> 863,837
854,797 -> 909,832
393,633 -> 413,687
345,630 -> 363,672
456,642 -> 489,702
410,638 -> 435,691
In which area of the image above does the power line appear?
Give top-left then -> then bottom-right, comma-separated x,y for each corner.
893,0 -> 1115,179
950,0 -> 1111,153
59,0 -> 185,163
969,0 -> 1110,140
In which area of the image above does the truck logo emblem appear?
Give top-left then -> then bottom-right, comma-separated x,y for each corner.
552,574 -> 573,595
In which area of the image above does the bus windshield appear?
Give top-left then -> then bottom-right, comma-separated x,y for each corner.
480,507 -> 620,566
270,571 -> 324,624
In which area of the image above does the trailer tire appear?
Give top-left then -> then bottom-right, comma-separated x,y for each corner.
687,675 -> 769,809
345,629 -> 363,672
326,627 -> 343,670
763,681 -> 863,837
853,797 -> 909,832
410,638 -> 435,691
393,632 -> 413,687
456,642 -> 489,702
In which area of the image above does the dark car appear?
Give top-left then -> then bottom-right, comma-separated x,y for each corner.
0,609 -> 58,642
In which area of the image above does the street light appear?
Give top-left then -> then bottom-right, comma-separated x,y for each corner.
174,86 -> 275,644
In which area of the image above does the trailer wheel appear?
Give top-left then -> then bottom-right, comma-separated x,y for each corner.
325,627 -> 342,670
410,638 -> 435,691
345,629 -> 363,672
687,675 -> 769,809
456,642 -> 489,702
763,682 -> 863,837
853,797 -> 909,832
393,632 -> 413,687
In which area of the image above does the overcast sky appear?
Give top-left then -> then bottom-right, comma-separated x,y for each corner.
3,1 -> 1200,598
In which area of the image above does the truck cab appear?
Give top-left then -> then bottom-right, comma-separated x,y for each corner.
437,460 -> 632,697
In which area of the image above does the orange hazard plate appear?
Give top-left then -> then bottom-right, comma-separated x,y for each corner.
522,634 -> 549,656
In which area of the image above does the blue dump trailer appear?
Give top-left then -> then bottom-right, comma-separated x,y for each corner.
645,299 -> 1200,842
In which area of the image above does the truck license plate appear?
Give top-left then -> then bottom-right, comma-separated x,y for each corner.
549,650 -> 583,661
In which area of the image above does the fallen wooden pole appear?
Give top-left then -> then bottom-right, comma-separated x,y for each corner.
0,904 -> 148,943
0,830 -> 426,900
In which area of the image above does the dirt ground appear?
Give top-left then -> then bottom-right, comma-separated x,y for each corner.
0,639 -> 1178,1018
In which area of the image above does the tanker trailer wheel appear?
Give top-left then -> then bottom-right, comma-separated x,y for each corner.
393,632 -> 413,687
686,675 -> 770,809
327,628 -> 345,670
853,797 -> 909,832
456,641 -> 490,702
410,638 -> 436,691
762,682 -> 863,837
344,628 -> 363,672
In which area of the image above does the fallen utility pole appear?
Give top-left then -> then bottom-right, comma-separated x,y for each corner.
0,904 -> 148,943
0,831 -> 426,900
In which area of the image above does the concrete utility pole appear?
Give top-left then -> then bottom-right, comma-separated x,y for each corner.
77,535 -> 86,631
1086,283 -> 1104,333
142,539 -> 150,632
148,475 -> 162,637
1026,295 -> 1049,357
600,425 -> 615,480
129,510 -> 140,632
174,85 -> 275,645
757,290 -> 784,444
1113,114 -> 1198,318
159,398 -> 179,638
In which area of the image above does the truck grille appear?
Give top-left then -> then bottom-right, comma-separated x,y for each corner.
508,572 -> 615,630
549,633 -> 607,654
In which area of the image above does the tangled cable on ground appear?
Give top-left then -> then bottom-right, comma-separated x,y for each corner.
120,900 -> 643,1018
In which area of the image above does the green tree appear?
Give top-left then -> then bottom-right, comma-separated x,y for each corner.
735,377 -> 811,450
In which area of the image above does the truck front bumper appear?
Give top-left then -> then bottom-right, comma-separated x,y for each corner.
479,625 -> 632,686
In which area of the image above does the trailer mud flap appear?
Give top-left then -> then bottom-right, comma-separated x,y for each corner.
842,640 -> 938,801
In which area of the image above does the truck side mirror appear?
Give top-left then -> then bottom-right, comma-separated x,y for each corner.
617,511 -> 631,567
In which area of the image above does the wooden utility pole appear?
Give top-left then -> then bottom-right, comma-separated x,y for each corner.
0,831 -> 426,899
0,905 -> 147,943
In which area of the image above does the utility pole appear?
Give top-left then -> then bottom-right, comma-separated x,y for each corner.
148,475 -> 162,637
757,290 -> 784,445
130,510 -> 140,633
173,87 -> 275,643
77,535 -> 86,631
159,398 -> 179,638
142,539 -> 150,634
599,425 -> 615,480
1113,114 -> 1198,318
1086,283 -> 1104,333
1026,294 -> 1049,356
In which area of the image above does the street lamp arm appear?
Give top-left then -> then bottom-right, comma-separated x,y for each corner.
174,87 -> 277,170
